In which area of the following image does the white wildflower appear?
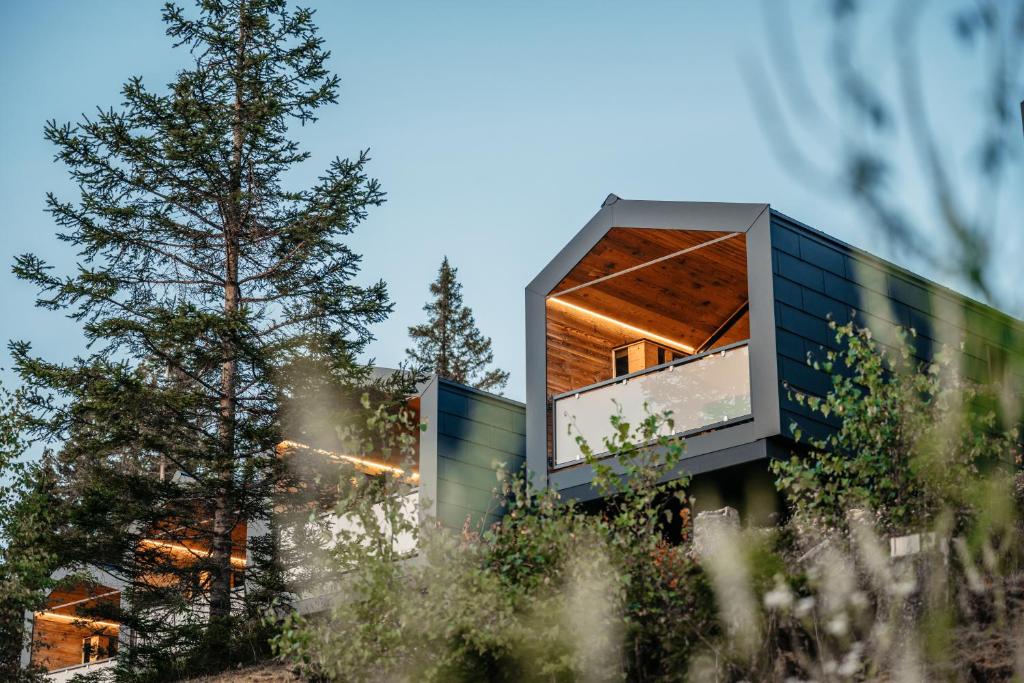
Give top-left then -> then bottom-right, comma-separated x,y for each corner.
825,611 -> 849,636
763,576 -> 794,611
838,642 -> 863,676
795,596 -> 816,619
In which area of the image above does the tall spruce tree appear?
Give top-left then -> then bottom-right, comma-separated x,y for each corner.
0,386 -> 59,682
10,0 -> 390,672
407,257 -> 509,391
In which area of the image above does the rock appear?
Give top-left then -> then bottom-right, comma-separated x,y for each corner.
693,506 -> 740,558
845,508 -> 871,528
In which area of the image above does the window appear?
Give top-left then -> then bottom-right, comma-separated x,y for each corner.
612,339 -> 681,378
82,635 -> 117,663
614,348 -> 630,377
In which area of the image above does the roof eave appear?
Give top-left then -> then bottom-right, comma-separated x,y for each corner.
527,197 -> 768,297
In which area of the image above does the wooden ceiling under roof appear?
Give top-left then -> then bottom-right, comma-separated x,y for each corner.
31,583 -> 120,671
546,227 -> 749,397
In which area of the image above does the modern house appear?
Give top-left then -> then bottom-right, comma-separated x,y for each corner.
23,196 -> 1022,678
527,196 -> 1023,520
22,567 -> 126,681
21,516 -> 250,682
23,374 -> 526,678
278,374 -> 527,613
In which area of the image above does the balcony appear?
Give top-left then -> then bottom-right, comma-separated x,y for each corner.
47,657 -> 117,682
552,341 -> 752,465
537,222 -> 753,471
30,582 -> 121,677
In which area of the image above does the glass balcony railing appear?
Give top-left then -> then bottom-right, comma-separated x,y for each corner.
48,657 -> 117,683
552,341 -> 752,466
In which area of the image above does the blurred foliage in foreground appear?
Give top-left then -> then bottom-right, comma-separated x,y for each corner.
272,322 -> 1024,681
754,0 -> 1023,309
0,385 -> 55,683
774,321 -> 1020,536
272,400 -> 716,681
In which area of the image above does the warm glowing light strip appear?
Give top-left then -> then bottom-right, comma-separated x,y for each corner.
138,538 -> 247,568
547,297 -> 695,353
277,440 -> 419,480
34,611 -> 120,630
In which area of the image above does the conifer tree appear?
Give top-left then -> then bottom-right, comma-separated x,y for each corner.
0,387 -> 59,682
407,257 -> 509,391
10,0 -> 390,671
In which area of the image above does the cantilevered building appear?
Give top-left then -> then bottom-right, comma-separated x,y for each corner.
23,196 -> 1023,679
527,196 -> 1022,519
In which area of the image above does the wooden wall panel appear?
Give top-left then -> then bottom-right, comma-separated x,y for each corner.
551,228 -> 739,295
546,228 -> 750,400
31,584 -> 119,671
545,303 -> 636,396
714,310 -> 750,348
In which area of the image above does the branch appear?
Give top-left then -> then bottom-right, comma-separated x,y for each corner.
238,240 -> 307,285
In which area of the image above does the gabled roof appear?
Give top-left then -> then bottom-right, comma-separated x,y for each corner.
527,195 -> 767,296
770,208 -> 1023,332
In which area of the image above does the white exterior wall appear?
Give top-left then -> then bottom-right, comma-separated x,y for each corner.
281,489 -> 421,615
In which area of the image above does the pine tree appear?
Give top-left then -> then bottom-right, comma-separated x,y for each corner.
0,386 -> 60,681
10,0 -> 390,671
407,257 -> 509,392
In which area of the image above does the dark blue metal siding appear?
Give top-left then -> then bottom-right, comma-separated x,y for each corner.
770,212 -> 1023,443
434,381 -> 526,531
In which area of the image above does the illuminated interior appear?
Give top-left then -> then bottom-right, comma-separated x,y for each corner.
138,537 -> 248,569
546,227 -> 750,456
31,516 -> 250,672
277,440 -> 419,480
546,228 -> 749,396
136,515 -> 248,596
276,394 -> 422,492
31,584 -> 120,672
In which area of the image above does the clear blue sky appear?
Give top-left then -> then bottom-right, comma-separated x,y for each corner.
1,1 -> 1018,402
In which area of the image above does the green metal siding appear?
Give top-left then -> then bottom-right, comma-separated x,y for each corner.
434,380 -> 526,531
770,211 -> 1024,443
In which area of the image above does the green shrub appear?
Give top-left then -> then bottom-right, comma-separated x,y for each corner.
771,321 -> 1019,534
272,404 -> 716,682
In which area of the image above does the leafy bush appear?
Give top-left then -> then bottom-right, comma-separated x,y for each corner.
271,327 -> 1024,681
771,321 -> 1019,534
272,404 -> 716,682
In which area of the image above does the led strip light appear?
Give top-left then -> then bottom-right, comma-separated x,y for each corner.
34,611 -> 120,630
278,440 -> 419,480
546,232 -> 745,354
547,297 -> 694,353
138,538 -> 247,567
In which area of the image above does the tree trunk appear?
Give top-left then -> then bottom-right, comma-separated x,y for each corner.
209,0 -> 247,623
438,272 -> 450,377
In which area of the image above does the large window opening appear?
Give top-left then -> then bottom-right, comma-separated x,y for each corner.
546,228 -> 752,465
31,583 -> 121,673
